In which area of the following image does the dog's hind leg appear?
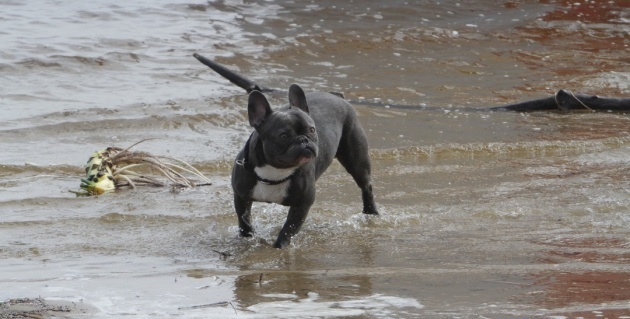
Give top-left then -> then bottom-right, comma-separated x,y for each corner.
336,127 -> 379,215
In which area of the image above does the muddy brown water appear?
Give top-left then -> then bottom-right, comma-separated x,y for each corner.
1,0 -> 629,318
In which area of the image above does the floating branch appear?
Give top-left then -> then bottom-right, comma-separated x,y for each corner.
192,53 -> 629,113
74,140 -> 212,196
489,89 -> 630,112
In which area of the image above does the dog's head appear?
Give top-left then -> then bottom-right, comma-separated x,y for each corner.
247,84 -> 318,169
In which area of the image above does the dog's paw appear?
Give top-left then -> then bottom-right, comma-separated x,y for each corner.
363,205 -> 379,215
239,229 -> 254,237
272,237 -> 291,249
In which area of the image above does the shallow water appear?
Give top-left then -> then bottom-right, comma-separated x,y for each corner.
1,0 -> 629,318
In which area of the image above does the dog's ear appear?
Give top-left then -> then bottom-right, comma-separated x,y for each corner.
248,90 -> 272,128
288,84 -> 309,113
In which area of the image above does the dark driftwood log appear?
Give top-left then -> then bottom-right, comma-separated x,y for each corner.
489,90 -> 630,112
193,53 -> 630,113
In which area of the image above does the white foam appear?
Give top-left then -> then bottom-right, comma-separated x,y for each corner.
246,293 -> 423,318
576,145 -> 630,165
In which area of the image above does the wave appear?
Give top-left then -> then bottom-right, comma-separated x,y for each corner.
371,135 -> 630,161
16,58 -> 63,68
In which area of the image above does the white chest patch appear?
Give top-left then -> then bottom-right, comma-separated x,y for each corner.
251,165 -> 296,204
252,182 -> 290,204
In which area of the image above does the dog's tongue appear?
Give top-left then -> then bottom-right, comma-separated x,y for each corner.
298,147 -> 316,165
298,151 -> 315,165
298,156 -> 313,165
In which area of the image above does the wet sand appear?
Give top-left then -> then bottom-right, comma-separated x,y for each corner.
1,0 -> 629,318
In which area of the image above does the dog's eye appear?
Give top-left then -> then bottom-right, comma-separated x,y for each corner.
309,127 -> 316,134
280,133 -> 289,139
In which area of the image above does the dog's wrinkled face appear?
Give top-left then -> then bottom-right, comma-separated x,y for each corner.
247,87 -> 318,169
258,109 -> 318,169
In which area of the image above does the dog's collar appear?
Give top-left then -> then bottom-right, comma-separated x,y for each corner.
254,165 -> 296,186
256,172 -> 294,185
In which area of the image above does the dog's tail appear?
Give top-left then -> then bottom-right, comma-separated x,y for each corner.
193,53 -> 277,94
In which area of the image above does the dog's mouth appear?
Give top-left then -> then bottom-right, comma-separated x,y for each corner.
272,143 -> 317,168
297,145 -> 317,165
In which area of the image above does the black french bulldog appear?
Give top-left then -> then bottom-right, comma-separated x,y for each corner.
232,84 -> 378,248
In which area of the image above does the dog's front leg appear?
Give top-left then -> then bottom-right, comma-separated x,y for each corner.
273,204 -> 312,249
234,194 -> 254,237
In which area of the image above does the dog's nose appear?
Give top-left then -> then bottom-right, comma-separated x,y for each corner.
299,136 -> 308,144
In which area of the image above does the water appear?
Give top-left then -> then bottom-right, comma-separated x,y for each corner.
1,0 -> 629,318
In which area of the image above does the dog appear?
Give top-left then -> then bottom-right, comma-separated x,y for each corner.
231,84 -> 378,248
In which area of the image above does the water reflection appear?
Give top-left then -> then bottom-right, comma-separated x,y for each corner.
530,236 -> 630,317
